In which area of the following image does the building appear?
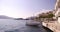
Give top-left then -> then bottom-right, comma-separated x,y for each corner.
54,0 -> 60,23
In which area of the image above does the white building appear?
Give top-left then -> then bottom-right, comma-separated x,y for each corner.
54,0 -> 60,23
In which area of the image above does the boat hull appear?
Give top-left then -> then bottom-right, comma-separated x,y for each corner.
26,20 -> 40,26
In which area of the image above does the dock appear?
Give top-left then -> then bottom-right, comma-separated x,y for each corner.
42,21 -> 60,32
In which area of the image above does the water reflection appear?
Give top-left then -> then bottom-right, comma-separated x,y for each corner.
5,26 -> 46,32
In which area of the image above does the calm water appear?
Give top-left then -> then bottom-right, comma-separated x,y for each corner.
0,19 -> 48,32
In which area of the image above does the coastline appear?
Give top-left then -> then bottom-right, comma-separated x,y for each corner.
42,26 -> 53,32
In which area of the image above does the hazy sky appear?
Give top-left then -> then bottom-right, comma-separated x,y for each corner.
0,0 -> 56,18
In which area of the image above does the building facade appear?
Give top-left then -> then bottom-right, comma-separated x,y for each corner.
54,0 -> 60,23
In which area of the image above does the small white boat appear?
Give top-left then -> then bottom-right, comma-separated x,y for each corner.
26,20 -> 40,26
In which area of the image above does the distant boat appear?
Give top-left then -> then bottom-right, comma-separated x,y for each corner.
26,20 -> 41,26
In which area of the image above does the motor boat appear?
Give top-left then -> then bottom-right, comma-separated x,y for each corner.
26,20 -> 41,26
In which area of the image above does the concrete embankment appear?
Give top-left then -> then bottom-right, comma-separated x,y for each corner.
42,21 -> 60,32
43,26 -> 53,32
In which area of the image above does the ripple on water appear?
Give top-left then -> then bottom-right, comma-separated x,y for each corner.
0,19 -> 53,32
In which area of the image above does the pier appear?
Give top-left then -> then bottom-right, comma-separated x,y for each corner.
42,21 -> 60,32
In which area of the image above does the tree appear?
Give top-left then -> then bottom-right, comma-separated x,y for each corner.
35,13 -> 55,21
47,13 -> 54,18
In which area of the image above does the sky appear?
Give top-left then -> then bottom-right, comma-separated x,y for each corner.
0,0 -> 56,18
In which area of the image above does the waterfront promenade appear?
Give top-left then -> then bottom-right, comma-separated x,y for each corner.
42,21 -> 60,32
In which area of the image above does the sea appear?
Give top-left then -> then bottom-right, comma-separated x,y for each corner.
0,19 -> 52,32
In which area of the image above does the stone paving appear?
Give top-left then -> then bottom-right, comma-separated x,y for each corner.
42,21 -> 60,32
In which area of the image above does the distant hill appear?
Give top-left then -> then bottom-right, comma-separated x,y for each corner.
14,18 -> 24,20
0,15 -> 13,19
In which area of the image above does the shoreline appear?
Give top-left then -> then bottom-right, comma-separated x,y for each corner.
42,26 -> 53,32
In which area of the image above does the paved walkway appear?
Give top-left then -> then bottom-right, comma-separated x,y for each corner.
42,21 -> 60,32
